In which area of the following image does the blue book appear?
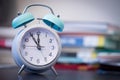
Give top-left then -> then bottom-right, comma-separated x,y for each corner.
58,57 -> 83,64
61,36 -> 83,47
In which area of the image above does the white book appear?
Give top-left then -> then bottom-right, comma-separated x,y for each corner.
63,22 -> 120,35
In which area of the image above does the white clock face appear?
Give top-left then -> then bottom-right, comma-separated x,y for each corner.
20,27 -> 59,66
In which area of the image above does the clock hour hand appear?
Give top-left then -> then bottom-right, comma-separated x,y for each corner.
37,32 -> 41,50
37,32 -> 45,50
37,32 -> 40,45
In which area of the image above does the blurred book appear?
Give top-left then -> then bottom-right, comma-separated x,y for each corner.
62,21 -> 120,35
58,21 -> 120,68
54,63 -> 99,71
96,48 -> 120,62
59,47 -> 98,64
60,35 -> 119,49
0,39 -> 12,48
0,27 -> 23,38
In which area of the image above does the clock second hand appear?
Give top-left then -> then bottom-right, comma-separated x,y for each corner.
39,50 -> 46,61
36,33 -> 47,61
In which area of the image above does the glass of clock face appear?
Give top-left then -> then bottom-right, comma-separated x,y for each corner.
20,27 -> 59,66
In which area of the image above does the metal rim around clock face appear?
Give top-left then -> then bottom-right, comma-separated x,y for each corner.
17,25 -> 61,70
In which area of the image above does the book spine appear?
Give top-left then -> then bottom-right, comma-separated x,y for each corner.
61,35 -> 117,49
0,39 -> 12,48
57,54 -> 98,64
61,36 -> 83,47
54,63 -> 99,71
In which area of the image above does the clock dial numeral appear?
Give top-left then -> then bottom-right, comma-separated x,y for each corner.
23,44 -> 26,49
30,57 -> 33,61
45,33 -> 47,37
36,59 -> 40,64
49,52 -> 52,57
51,46 -> 54,50
37,31 -> 41,35
49,39 -> 52,43
24,52 -> 28,56
25,38 -> 29,42
44,57 -> 47,62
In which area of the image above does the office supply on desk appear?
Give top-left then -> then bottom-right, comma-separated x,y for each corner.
11,4 -> 64,75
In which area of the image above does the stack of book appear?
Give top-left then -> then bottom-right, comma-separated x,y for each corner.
55,21 -> 120,70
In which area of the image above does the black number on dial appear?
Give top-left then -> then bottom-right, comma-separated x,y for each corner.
25,52 -> 28,56
36,59 -> 40,64
44,57 -> 47,62
49,39 -> 52,43
51,46 -> 54,50
23,44 -> 26,49
25,38 -> 29,42
49,52 -> 52,57
30,57 -> 33,61
45,33 -> 47,37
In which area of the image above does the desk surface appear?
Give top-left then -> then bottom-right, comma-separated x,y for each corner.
0,66 -> 120,80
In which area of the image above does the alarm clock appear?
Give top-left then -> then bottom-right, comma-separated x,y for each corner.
11,4 -> 64,75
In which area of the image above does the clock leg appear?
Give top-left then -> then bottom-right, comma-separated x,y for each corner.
18,65 -> 25,75
51,66 -> 58,76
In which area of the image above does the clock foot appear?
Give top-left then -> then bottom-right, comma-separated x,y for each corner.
51,66 -> 58,76
18,65 -> 25,75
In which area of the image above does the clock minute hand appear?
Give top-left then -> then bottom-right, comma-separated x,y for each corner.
30,32 -> 38,45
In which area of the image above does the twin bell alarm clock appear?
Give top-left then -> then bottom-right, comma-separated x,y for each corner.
11,4 -> 64,75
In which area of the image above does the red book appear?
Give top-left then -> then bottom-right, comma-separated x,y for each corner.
54,63 -> 99,71
0,39 -> 12,48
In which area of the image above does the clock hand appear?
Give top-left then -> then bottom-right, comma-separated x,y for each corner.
37,32 -> 45,50
26,45 -> 45,48
30,32 -> 38,46
30,32 -> 43,50
37,32 -> 40,45
39,49 -> 47,62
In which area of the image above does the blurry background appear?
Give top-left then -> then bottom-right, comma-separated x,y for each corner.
0,0 -> 120,72
1,0 -> 120,26
0,0 -> 16,26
